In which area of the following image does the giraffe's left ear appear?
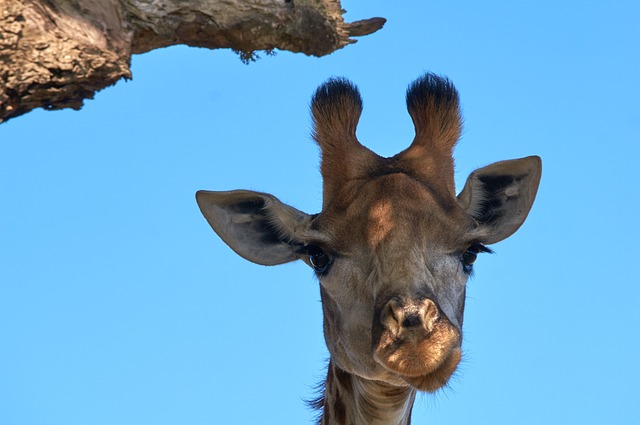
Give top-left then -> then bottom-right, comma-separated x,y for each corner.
457,156 -> 542,244
196,190 -> 313,266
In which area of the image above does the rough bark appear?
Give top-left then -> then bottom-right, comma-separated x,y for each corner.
0,0 -> 385,124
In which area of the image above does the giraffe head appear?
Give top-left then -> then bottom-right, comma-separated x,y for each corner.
196,74 -> 541,393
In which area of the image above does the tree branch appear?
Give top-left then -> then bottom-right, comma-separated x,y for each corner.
0,0 -> 385,124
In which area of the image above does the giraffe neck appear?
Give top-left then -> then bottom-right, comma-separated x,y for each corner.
320,361 -> 416,425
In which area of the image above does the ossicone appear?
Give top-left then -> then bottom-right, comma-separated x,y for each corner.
311,78 -> 379,206
405,73 -> 462,152
311,77 -> 363,145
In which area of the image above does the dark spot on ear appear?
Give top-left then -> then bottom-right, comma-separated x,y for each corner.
478,174 -> 516,191
475,174 -> 527,224
258,224 -> 282,245
232,200 -> 288,246
233,199 -> 266,214
476,199 -> 503,223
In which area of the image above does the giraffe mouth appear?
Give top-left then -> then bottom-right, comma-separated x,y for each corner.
400,347 -> 461,392
373,318 -> 461,392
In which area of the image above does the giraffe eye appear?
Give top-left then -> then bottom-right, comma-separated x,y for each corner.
462,250 -> 477,267
461,243 -> 492,274
308,246 -> 332,274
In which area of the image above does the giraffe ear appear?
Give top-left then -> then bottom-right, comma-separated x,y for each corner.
196,190 -> 313,266
457,156 -> 542,244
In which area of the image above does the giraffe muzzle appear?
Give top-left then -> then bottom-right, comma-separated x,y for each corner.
373,297 -> 461,392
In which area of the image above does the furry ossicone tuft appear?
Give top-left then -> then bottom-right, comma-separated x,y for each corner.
311,77 -> 363,147
405,73 -> 462,151
310,77 -> 379,206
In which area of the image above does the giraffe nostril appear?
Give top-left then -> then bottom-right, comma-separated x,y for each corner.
381,297 -> 441,334
402,314 -> 422,328
420,298 -> 439,332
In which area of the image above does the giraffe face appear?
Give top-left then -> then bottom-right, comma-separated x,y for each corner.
196,74 -> 541,392
305,171 -> 475,390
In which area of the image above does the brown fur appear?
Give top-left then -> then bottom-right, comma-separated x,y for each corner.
311,78 -> 380,208
311,74 -> 462,206
320,362 -> 413,425
196,73 -> 542,425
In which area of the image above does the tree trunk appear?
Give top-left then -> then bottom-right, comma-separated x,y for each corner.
0,0 -> 385,124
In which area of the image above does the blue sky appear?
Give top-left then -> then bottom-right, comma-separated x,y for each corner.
1,1 -> 639,424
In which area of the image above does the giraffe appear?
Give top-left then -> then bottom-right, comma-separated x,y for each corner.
196,74 -> 541,424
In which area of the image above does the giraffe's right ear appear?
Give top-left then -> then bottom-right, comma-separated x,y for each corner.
457,156 -> 542,244
196,190 -> 313,266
